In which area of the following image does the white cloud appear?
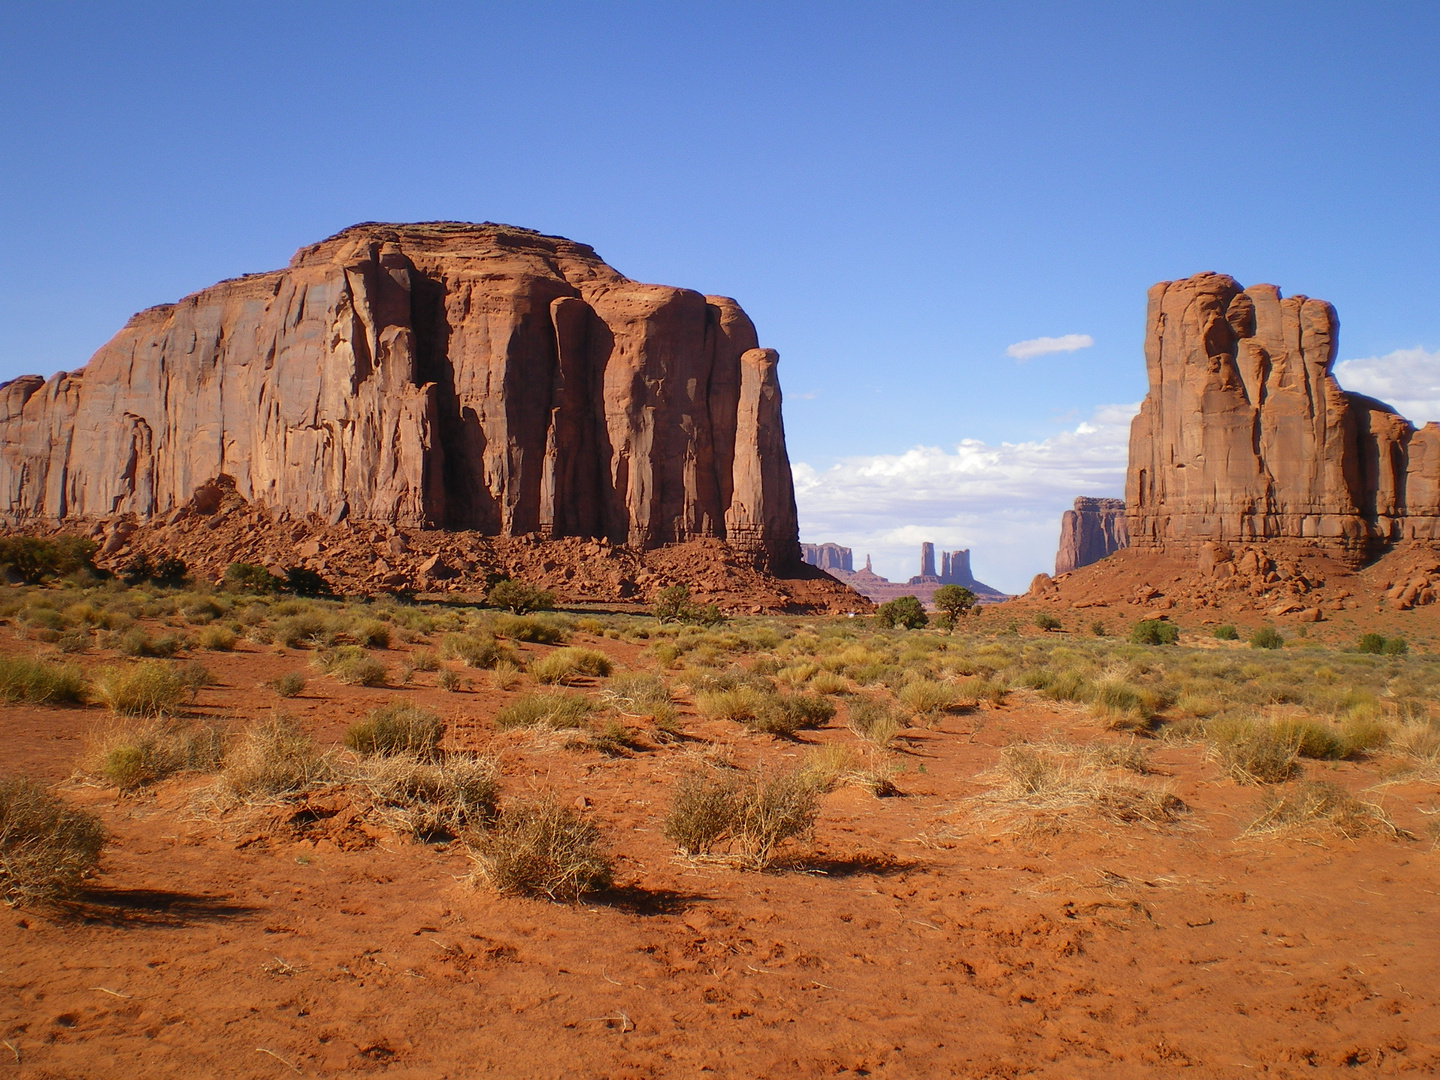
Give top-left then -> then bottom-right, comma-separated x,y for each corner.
1333,347 -> 1440,426
1005,333 -> 1094,361
793,403 -> 1137,594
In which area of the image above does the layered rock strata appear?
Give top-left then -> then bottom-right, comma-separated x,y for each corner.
0,222 -> 800,568
1055,497 -> 1128,574
800,542 -> 853,572
1126,272 -> 1440,559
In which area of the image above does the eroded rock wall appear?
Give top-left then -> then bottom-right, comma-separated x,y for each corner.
1125,272 -> 1440,558
0,222 -> 800,568
1055,497 -> 1128,575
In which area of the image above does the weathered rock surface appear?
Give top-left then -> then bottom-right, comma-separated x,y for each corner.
1126,272 -> 1440,559
800,543 -> 853,572
0,222 -> 800,568
1055,497 -> 1128,575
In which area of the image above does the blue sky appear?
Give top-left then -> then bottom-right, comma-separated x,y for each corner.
3,2 -> 1438,590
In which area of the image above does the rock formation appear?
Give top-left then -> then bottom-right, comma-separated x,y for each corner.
830,542 -> 1007,605
1055,497 -> 1128,574
1126,272 -> 1440,559
800,543 -> 853,572
0,222 -> 800,568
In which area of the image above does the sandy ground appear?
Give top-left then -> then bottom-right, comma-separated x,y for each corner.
3,632 -> 1439,1078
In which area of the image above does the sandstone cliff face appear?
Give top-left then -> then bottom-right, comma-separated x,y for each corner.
1126,272 -> 1440,557
1055,497 -> 1128,575
800,543 -> 853,572
0,223 -> 800,568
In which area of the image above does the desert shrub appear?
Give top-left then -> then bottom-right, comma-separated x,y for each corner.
530,647 -> 614,685
119,628 -> 183,658
486,579 -> 554,615
216,716 -> 331,799
847,696 -> 902,747
490,614 -> 566,645
875,596 -> 927,630
493,691 -> 591,730
897,678 -> 957,720
354,753 -> 499,839
0,777 -> 107,905
55,630 -> 90,653
0,656 -> 85,704
225,562 -> 283,594
1211,624 -> 1239,641
1131,619 -> 1179,646
663,764 -> 819,868
348,618 -> 391,649
931,585 -> 976,629
1271,717 -> 1348,760
83,718 -> 226,791
601,672 -> 673,717
1340,710 -> 1391,753
270,672 -> 306,698
316,647 -> 388,686
1043,669 -> 1095,703
1356,632 -> 1387,655
982,743 -> 1186,828
408,648 -> 441,672
437,668 -> 463,692
1382,637 -> 1410,656
696,684 -> 771,724
808,670 -> 849,696
344,703 -> 444,759
196,625 -> 237,651
1247,780 -> 1398,838
1250,626 -> 1285,650
471,795 -> 613,900
91,661 -> 188,717
651,584 -> 723,626
1090,678 -> 1164,731
439,631 -> 518,669
0,535 -> 98,585
1207,718 -> 1303,783
273,612 -> 336,649
181,597 -> 224,624
284,567 -> 336,598
121,553 -> 187,587
490,660 -> 522,691
1033,612 -> 1062,632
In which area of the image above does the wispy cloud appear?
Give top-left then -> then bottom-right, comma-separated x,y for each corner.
1006,333 -> 1094,361
1334,347 -> 1440,426
792,403 -> 1137,594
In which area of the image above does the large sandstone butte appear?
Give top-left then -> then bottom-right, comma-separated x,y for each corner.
0,222 -> 800,569
1126,271 -> 1440,559
1054,497 -> 1128,575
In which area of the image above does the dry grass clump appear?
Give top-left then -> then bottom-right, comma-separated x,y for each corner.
353,753 -> 499,840
0,655 -> 85,704
896,678 -> 958,722
663,764 -> 821,869
1090,678 -> 1166,732
213,716 -> 333,801
968,743 -> 1186,832
91,661 -> 190,717
440,632 -> 518,670
269,672 -> 306,698
1206,717 -> 1304,783
0,777 -> 107,906
490,614 -> 567,645
600,672 -> 679,734
1246,781 -> 1402,839
81,718 -> 226,792
344,703 -> 444,759
408,648 -> 441,672
315,646 -> 389,686
196,625 -> 237,651
530,647 -> 614,685
493,691 -> 591,730
348,618 -> 391,649
695,682 -> 834,736
470,795 -> 612,900
847,696 -> 903,748
272,612 -> 339,649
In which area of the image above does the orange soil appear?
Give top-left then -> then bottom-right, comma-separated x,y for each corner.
3,631 -> 1439,1077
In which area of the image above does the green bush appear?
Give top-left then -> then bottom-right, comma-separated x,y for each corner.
225,562 -> 283,594
284,567 -> 336,598
439,631 -> 517,668
344,703 -> 444,759
1250,626 -> 1285,650
486,579 -> 554,615
493,691 -> 591,730
1382,637 -> 1409,656
931,585 -> 976,629
1359,633 -> 1408,656
0,656 -> 85,704
1131,619 -> 1179,646
348,618 -> 391,649
331,655 -> 388,687
652,584 -> 724,626
1213,624 -> 1239,641
0,535 -> 98,584
0,777 -> 107,905
121,553 -> 187,586
530,647 -> 614,684
875,596 -> 927,630
1033,612 -> 1062,632
491,614 -> 566,644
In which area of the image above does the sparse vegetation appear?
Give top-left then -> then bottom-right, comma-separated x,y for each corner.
1247,780 -> 1400,839
0,656 -> 85,704
0,777 -> 107,905
214,716 -> 332,800
1213,624 -> 1239,641
663,763 -> 820,869
91,661 -> 189,716
486,579 -> 555,616
1131,619 -> 1179,646
82,718 -> 226,791
270,672 -> 306,698
530,647 -> 614,684
470,794 -> 612,900
355,753 -> 499,839
493,691 -> 591,730
344,703 -> 445,758
1250,626 -> 1285,650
